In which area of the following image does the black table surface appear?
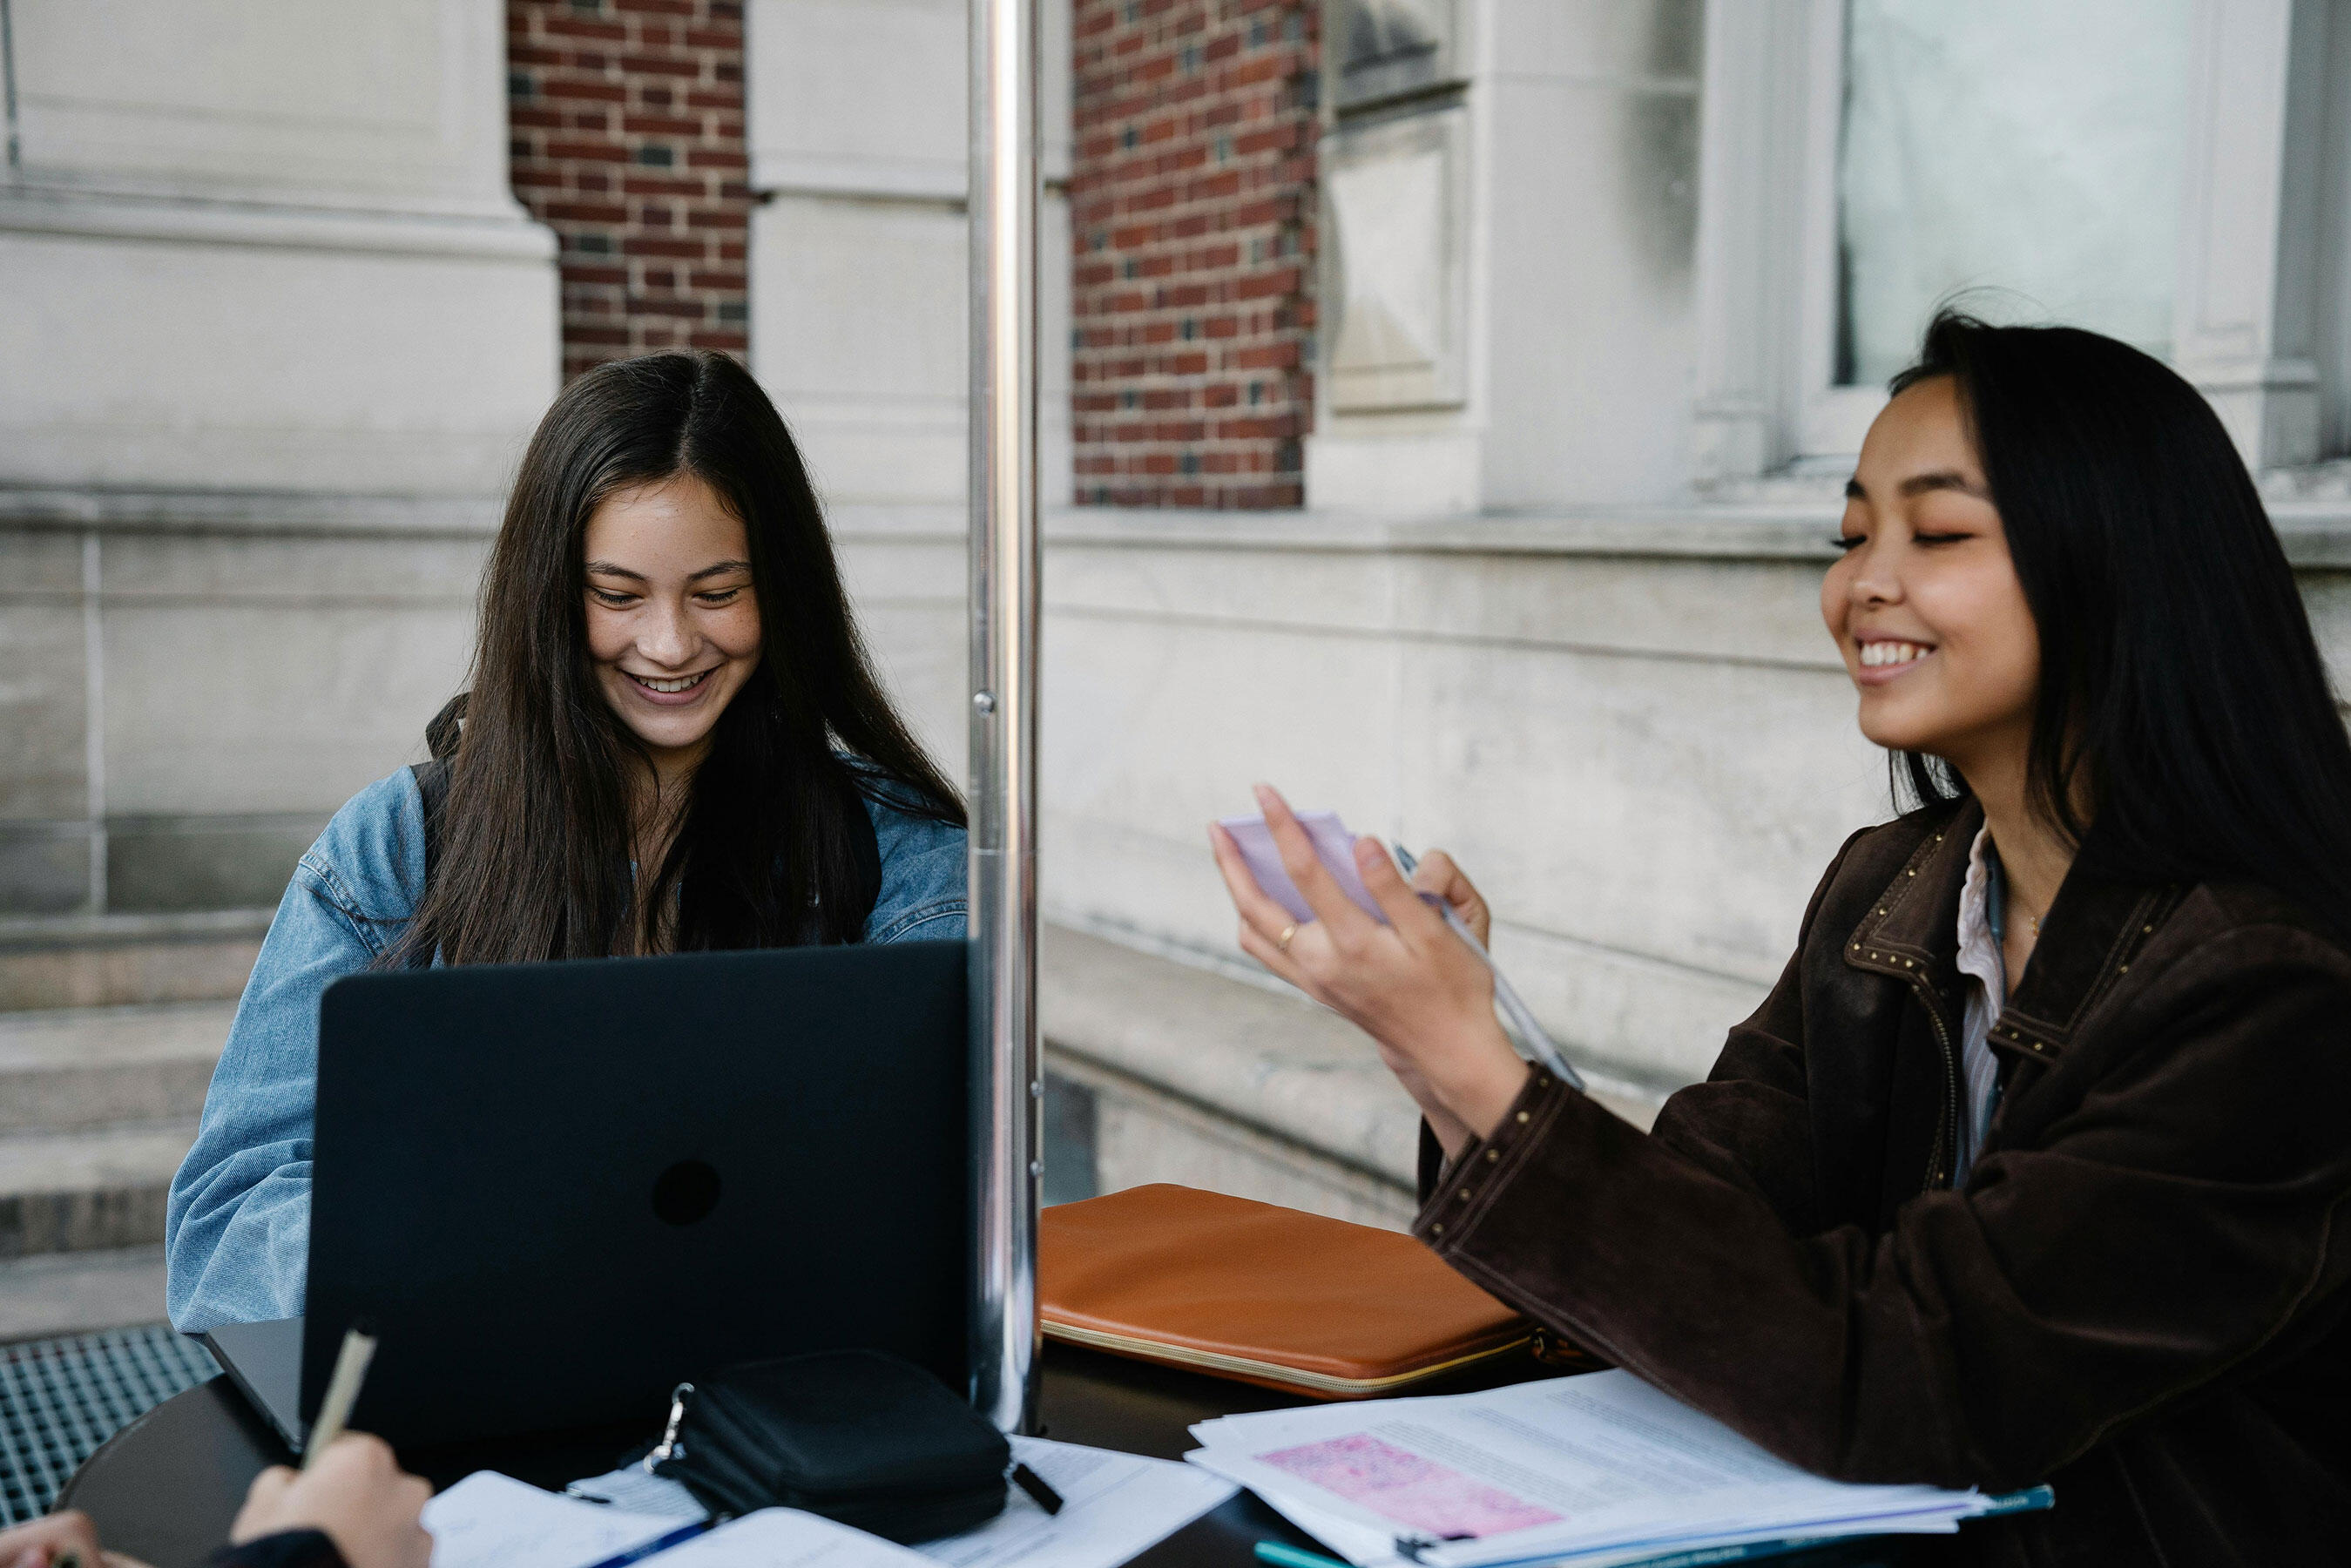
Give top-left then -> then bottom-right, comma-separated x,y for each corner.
58,1343 -> 1931,1568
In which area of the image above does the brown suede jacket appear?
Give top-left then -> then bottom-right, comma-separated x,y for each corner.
1415,799 -> 2351,1566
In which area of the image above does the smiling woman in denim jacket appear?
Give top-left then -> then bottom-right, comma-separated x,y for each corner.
166,352 -> 968,1331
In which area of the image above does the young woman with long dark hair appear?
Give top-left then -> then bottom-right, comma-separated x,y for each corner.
167,352 -> 966,1329
1213,315 -> 2351,1564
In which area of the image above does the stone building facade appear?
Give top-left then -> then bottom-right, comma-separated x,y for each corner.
0,0 -> 556,923
4,1 -> 2350,1290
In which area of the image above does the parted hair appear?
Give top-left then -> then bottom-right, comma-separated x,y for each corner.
1890,312 -> 2351,942
388,351 -> 962,966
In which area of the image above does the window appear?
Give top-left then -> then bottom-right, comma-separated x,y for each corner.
1835,0 -> 2192,388
1692,0 -> 2345,482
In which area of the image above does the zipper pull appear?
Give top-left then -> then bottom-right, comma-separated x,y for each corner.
644,1382 -> 695,1472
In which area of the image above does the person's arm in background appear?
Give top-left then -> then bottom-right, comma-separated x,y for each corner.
165,775 -> 424,1331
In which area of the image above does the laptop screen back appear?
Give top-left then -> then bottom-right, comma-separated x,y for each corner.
305,940 -> 969,1446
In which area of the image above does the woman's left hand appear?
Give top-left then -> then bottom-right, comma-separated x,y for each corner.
1209,784 -> 1530,1156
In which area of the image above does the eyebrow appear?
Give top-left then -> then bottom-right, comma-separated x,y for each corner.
584,558 -> 753,583
1842,470 -> 1990,502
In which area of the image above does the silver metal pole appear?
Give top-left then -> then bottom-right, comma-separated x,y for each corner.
967,0 -> 1041,1435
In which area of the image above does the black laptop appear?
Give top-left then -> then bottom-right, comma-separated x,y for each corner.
204,940 -> 969,1450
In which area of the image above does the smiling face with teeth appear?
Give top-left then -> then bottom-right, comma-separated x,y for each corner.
1822,375 -> 2042,778
583,472 -> 764,778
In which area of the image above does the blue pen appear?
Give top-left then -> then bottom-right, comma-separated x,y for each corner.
577,1518 -> 711,1568
1394,845 -> 1585,1094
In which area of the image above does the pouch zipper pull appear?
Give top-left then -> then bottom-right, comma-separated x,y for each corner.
644,1382 -> 696,1472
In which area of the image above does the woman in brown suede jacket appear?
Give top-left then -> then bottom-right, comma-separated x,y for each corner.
1212,315 -> 2351,1566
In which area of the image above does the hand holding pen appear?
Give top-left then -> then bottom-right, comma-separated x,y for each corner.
231,1328 -> 432,1568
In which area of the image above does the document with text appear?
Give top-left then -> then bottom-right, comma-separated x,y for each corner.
424,1471 -> 699,1568
916,1436 -> 1236,1568
1186,1370 -> 2038,1567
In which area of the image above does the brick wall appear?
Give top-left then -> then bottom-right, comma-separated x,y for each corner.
507,0 -> 751,382
1071,0 -> 1320,508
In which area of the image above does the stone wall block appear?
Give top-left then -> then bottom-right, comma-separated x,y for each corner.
754,198 -> 969,505
0,601 -> 89,823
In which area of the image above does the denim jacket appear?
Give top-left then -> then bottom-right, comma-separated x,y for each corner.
165,766 -> 968,1331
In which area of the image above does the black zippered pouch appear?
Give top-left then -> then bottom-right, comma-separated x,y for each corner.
653,1350 -> 1010,1543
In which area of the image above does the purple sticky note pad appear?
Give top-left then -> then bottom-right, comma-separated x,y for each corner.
1217,810 -> 1388,924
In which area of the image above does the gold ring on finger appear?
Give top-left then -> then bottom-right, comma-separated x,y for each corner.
1276,923 -> 1298,953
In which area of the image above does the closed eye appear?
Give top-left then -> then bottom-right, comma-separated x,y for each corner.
695,588 -> 745,605
589,588 -> 638,607
1831,534 -> 1865,551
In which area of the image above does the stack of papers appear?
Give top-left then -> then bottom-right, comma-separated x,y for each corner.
422,1475 -> 704,1568
422,1436 -> 1236,1568
1186,1370 -> 2049,1568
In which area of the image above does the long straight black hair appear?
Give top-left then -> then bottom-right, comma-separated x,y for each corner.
1889,313 -> 2351,941
390,351 -> 963,965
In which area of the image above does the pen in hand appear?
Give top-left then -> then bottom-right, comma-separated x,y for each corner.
303,1324 -> 380,1470
1394,846 -> 1586,1094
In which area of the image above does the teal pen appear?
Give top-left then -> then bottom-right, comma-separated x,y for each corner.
1255,1542 -> 1353,1568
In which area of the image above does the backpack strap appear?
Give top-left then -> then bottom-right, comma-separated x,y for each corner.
408,691 -> 464,910
409,757 -> 452,905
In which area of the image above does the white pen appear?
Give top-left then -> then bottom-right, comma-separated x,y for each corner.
302,1324 -> 380,1469
1394,845 -> 1587,1094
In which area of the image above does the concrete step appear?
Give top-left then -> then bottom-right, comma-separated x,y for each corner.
0,1246 -> 169,1342
0,909 -> 269,1010
1040,923 -> 1664,1232
0,1120 -> 200,1257
0,1002 -> 234,1133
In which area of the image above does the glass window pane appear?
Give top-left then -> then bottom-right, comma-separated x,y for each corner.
1836,0 -> 2192,387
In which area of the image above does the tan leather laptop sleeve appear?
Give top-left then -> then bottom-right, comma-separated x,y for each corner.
1037,1183 -> 1538,1399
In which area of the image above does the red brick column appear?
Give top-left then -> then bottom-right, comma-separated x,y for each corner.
507,0 -> 751,382
1071,0 -> 1320,509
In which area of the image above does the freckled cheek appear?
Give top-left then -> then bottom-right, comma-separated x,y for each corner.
584,608 -> 635,666
713,605 -> 763,666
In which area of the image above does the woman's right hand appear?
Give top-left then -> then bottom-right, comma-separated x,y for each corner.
229,1435 -> 431,1568
1405,848 -> 1491,947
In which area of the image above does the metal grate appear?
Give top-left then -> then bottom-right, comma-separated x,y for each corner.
0,1324 -> 220,1525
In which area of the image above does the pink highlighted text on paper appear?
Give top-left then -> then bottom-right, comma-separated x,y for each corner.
1255,1435 -> 1562,1539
